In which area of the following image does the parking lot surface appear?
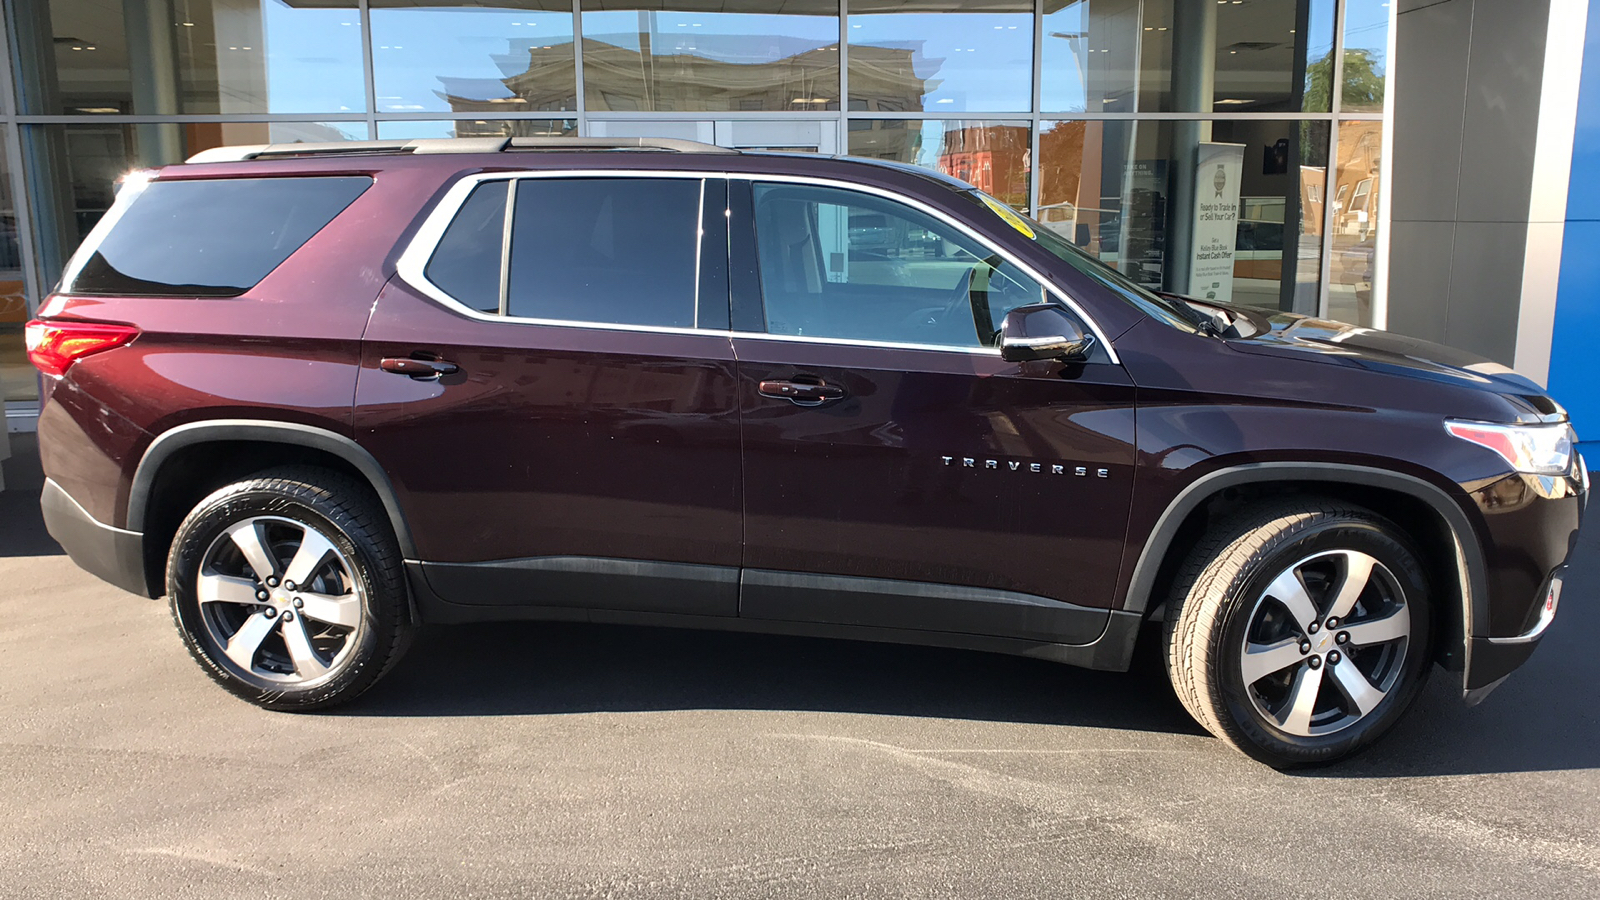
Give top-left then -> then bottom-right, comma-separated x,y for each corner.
2,433 -> 1598,899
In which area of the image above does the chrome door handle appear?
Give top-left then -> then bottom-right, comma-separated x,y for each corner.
758,379 -> 846,406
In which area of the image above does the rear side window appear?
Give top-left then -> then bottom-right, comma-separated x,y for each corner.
507,178 -> 701,328
64,176 -> 371,297
425,181 -> 507,313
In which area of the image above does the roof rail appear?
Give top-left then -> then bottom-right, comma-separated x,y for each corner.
186,135 -> 736,164
507,136 -> 737,154
185,138 -> 510,163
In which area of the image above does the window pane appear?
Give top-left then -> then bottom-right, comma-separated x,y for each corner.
847,120 -> 1032,213
1339,0 -> 1391,113
0,134 -> 32,404
377,119 -> 576,140
1040,0 -> 1336,114
18,123 -> 367,287
65,177 -> 371,297
427,182 -> 509,314
750,182 -> 1043,348
1038,118 -> 1328,315
1329,121 -> 1382,326
849,1 -> 1031,114
507,178 -> 701,327
11,1 -> 366,115
581,2 -> 839,113
370,2 -> 576,115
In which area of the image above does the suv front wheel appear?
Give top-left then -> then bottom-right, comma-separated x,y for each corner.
1165,499 -> 1433,767
167,467 -> 414,709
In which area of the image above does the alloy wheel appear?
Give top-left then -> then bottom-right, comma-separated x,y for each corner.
1238,549 -> 1411,737
196,515 -> 365,685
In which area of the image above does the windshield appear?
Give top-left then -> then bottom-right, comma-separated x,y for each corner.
964,190 -> 1201,334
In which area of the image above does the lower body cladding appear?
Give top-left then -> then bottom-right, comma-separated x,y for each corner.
407,556 -> 1142,671
36,470 -> 1574,691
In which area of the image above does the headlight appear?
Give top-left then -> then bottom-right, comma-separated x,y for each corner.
1445,419 -> 1576,476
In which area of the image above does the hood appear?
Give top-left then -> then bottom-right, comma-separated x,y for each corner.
1196,304 -> 1559,413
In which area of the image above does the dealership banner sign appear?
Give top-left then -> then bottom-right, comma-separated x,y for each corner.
1188,142 -> 1245,303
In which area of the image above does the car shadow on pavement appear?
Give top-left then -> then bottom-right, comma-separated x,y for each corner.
350,518 -> 1600,777
0,433 -> 64,559
349,619 -> 1209,738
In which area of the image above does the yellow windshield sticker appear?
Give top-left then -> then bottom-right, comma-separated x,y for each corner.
979,194 -> 1036,240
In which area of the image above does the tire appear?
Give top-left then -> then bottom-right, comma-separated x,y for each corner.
1164,499 -> 1433,767
167,466 -> 414,710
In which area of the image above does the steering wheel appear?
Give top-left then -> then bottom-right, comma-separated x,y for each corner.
896,267 -> 977,338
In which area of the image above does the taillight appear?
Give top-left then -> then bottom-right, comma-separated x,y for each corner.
25,319 -> 140,377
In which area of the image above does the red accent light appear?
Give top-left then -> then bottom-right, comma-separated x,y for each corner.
1445,422 -> 1520,465
25,319 -> 139,377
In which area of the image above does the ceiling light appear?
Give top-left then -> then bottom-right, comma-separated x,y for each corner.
1144,26 -> 1153,31
182,21 -> 195,27
937,98 -> 953,103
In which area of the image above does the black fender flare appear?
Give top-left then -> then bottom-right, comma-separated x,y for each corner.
1121,461 -> 1487,671
127,419 -> 418,559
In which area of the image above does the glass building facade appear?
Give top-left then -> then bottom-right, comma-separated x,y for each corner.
0,0 -> 1394,409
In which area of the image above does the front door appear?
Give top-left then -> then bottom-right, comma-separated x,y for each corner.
356,173 -> 743,617
730,179 -> 1138,645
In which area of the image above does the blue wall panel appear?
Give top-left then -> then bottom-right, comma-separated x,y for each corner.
1550,2 -> 1600,444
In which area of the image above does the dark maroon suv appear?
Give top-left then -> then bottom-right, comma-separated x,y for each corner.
27,137 -> 1585,766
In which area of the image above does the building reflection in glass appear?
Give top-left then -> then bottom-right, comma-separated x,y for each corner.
848,120 -> 1031,212
849,0 -> 1033,114
581,2 -> 841,112
370,1 -> 577,115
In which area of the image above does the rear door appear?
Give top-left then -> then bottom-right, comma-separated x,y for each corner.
730,178 -> 1138,645
356,173 -> 743,616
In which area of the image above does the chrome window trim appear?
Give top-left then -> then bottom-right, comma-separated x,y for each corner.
393,168 -> 1119,364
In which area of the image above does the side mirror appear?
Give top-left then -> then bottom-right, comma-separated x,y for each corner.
999,304 -> 1096,363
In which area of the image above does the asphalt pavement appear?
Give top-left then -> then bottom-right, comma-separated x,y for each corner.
2,432 -> 1597,899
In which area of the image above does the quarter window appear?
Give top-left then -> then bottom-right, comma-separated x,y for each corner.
425,181 -> 507,313
63,176 -> 371,297
507,177 -> 703,328
750,182 -> 1044,348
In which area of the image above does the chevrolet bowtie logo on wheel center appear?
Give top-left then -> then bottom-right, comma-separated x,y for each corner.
941,456 -> 1110,478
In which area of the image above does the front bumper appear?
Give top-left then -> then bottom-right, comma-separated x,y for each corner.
1463,566 -> 1562,704
1458,451 -> 1584,701
40,478 -> 151,597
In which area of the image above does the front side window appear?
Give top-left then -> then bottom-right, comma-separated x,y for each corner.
750,182 -> 1044,348
507,178 -> 703,328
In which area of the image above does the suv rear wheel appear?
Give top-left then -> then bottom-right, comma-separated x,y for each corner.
1164,499 -> 1432,767
167,467 -> 413,709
